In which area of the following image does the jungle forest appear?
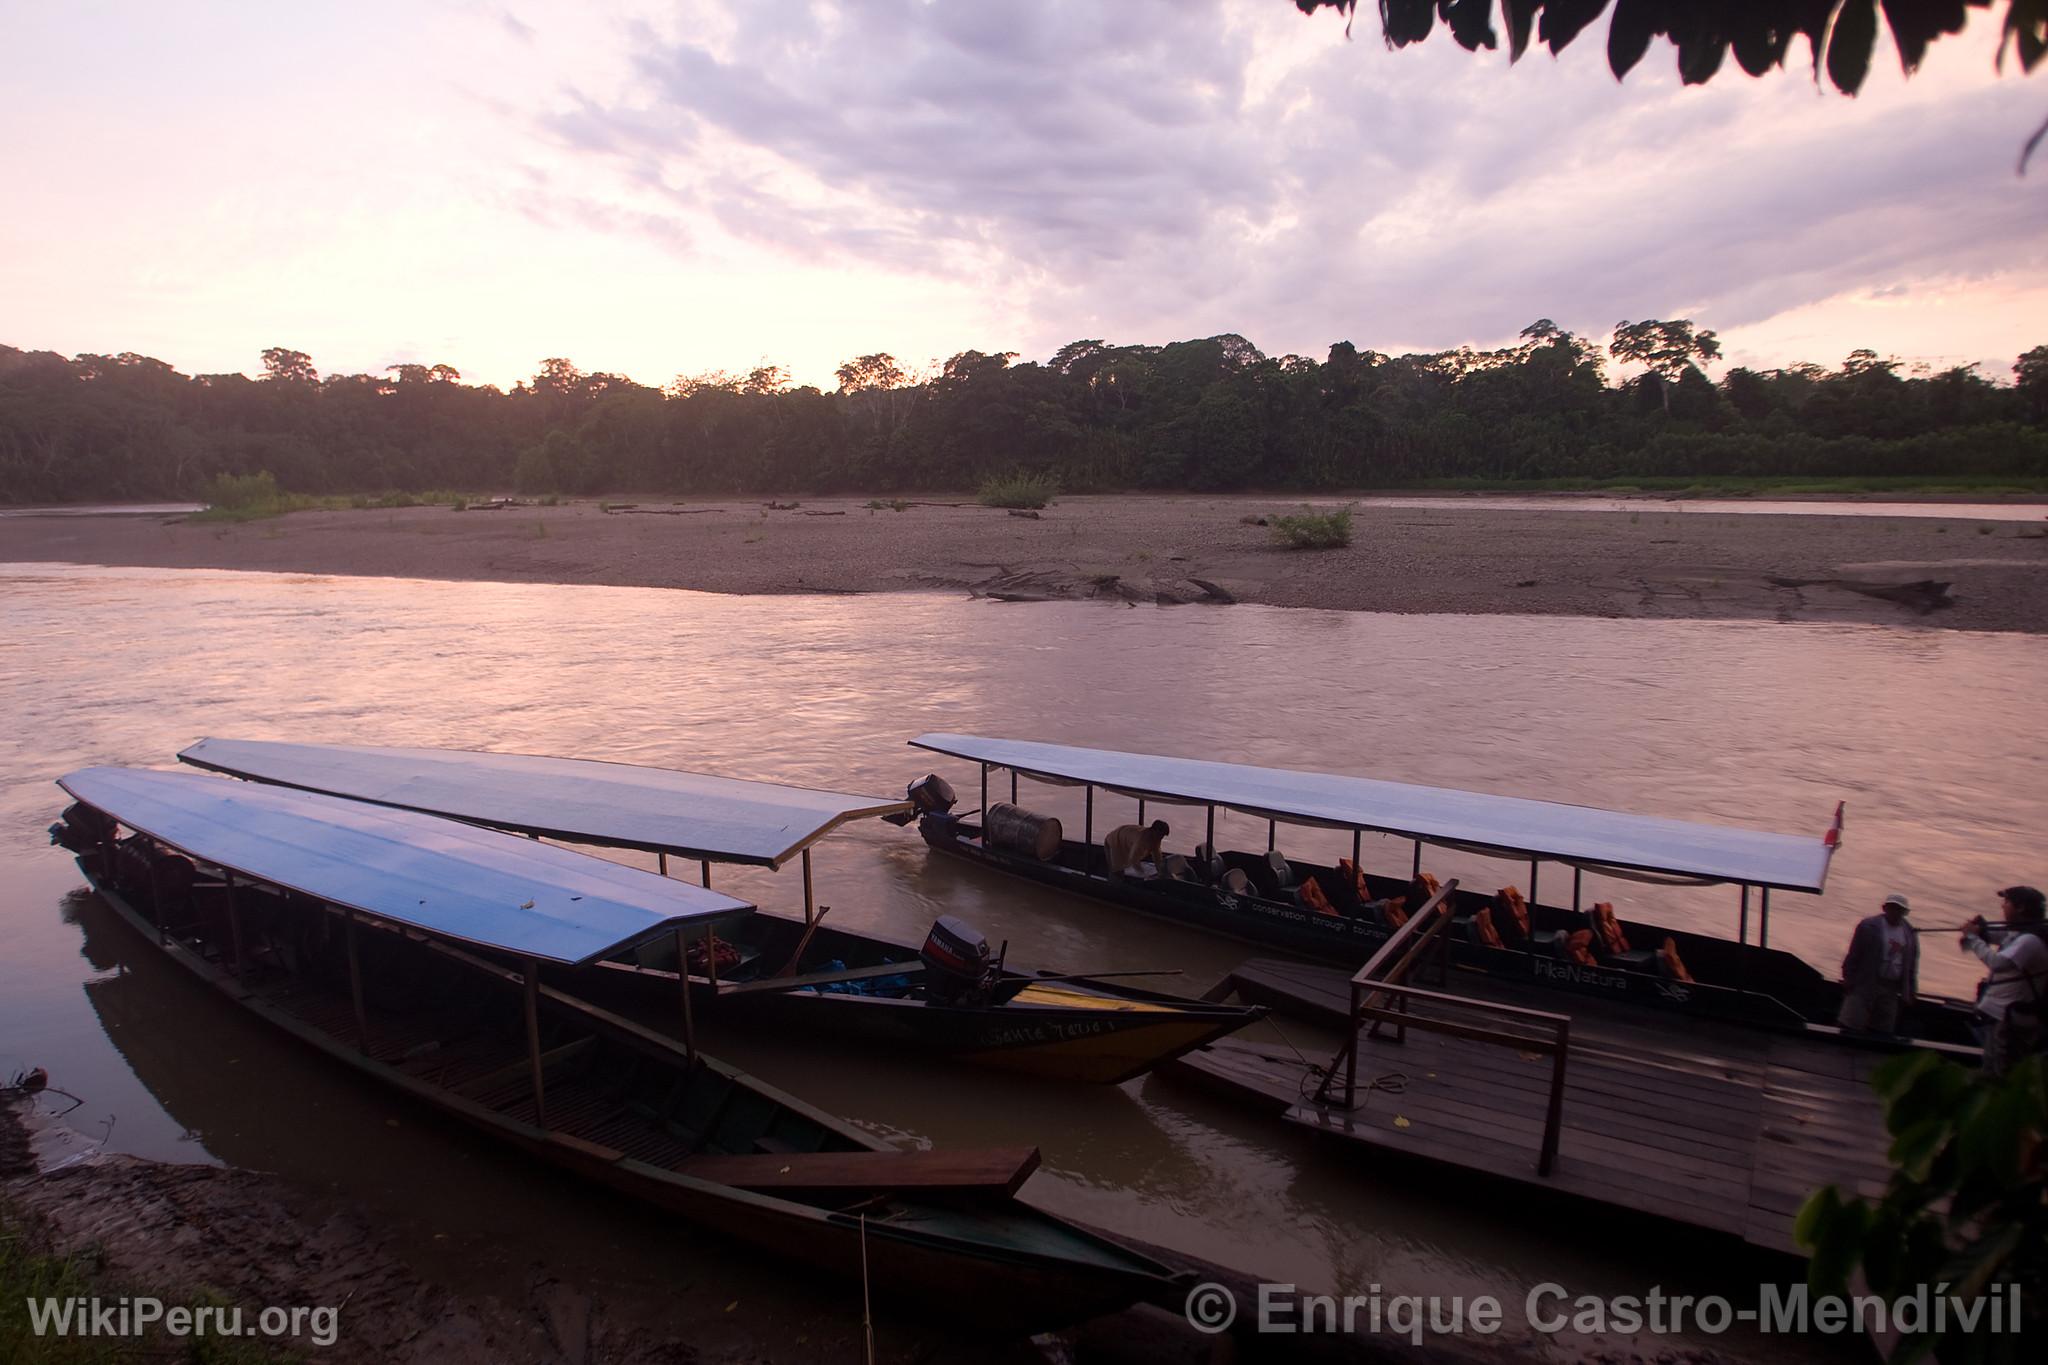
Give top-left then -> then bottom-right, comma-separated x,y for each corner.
3,322 -> 2046,503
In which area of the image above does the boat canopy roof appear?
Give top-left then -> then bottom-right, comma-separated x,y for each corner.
909,734 -> 1840,893
59,767 -> 756,965
179,738 -> 911,869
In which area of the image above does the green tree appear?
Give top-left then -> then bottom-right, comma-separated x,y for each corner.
1612,318 -> 1721,412
1798,1052 -> 2043,1363
259,347 -> 317,385
2016,345 -> 2048,422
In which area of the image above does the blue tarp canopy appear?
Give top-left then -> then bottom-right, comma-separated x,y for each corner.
179,739 -> 912,869
59,767 -> 756,965
909,734 -> 1839,893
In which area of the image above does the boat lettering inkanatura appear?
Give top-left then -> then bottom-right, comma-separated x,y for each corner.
47,766 -> 1186,1331
901,734 -> 1982,1051
174,738 -> 1263,1082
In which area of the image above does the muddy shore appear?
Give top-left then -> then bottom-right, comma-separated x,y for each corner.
9,1094 -> 1537,1365
4,494 -> 2046,632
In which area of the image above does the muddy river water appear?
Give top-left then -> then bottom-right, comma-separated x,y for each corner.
3,563 -> 2043,1360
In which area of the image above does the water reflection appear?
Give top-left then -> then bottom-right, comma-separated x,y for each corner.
4,563 -> 2039,1361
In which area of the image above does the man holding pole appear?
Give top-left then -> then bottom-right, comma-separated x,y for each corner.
1961,885 -> 2047,1077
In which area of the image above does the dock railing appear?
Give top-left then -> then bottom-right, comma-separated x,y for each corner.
1317,878 -> 1575,1176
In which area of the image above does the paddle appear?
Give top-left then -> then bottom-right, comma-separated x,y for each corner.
773,904 -> 834,978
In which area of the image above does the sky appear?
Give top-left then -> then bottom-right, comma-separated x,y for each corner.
1,0 -> 2043,391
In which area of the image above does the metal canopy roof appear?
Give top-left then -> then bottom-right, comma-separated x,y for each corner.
59,767 -> 755,965
179,738 -> 911,869
909,734 -> 1839,893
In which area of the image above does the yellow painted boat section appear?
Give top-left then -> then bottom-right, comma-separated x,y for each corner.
1006,983 -> 1178,1013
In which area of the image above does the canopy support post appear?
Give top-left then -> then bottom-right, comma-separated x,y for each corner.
1759,889 -> 1771,950
148,856 -> 168,947
224,870 -> 248,977
658,852 -> 668,878
1352,829 -> 1362,870
704,927 -> 720,986
1205,806 -> 1216,858
802,848 -> 816,927
1530,861 -> 1539,909
344,906 -> 369,1056
1411,841 -> 1422,879
1267,820 -> 1276,853
1738,885 -> 1749,947
700,861 -> 710,888
979,764 -> 988,822
1572,868 -> 1582,913
1138,798 -> 1146,826
523,956 -> 547,1129
676,926 -> 696,1062
1084,787 -> 1094,844
1010,770 -> 1017,804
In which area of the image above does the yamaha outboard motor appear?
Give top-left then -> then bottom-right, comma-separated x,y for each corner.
885,773 -> 958,827
919,914 -> 996,1006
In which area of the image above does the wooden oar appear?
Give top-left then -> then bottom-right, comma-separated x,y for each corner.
773,904 -> 834,978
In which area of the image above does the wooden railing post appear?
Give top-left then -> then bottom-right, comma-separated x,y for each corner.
1318,878 -> 1577,1179
1344,976 -> 1360,1106
1539,1018 -> 1570,1176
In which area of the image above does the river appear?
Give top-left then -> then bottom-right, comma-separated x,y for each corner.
4,563 -> 2042,1360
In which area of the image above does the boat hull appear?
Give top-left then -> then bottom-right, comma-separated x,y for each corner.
68,849 -> 1179,1334
919,815 -> 1980,1049
584,913 -> 1261,1084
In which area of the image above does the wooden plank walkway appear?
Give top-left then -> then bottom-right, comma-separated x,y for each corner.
1167,959 -> 1896,1256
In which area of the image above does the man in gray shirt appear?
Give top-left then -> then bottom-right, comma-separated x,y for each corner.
1961,885 -> 2047,1077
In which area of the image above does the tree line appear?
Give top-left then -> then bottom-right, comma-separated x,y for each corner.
2,324 -> 2045,503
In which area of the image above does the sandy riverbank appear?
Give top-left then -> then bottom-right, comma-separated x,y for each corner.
5,494 -> 2047,632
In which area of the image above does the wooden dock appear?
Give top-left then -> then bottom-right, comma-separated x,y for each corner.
1168,958 -> 1896,1256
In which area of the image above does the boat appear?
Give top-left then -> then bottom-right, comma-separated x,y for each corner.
174,739 -> 1262,1083
46,766 -> 1186,1331
900,734 -> 1982,1049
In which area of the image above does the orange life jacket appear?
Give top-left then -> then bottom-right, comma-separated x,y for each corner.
1300,877 -> 1339,917
1381,896 -> 1408,930
1591,902 -> 1629,957
1471,907 -> 1504,948
1494,887 -> 1530,941
1565,929 -> 1598,966
1337,858 -> 1371,903
1659,937 -> 1694,983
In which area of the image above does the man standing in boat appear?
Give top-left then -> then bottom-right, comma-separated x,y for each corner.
1103,819 -> 1170,881
1961,885 -> 2047,1076
1838,893 -> 1918,1035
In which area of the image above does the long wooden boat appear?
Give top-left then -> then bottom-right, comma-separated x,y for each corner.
902,734 -> 1982,1050
176,739 -> 1261,1083
47,767 -> 1184,1331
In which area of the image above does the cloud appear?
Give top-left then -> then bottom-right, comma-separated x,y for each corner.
527,1 -> 2043,370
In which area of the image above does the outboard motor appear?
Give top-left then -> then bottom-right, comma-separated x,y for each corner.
886,773 -> 958,827
919,915 -> 996,1006
48,801 -> 116,854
